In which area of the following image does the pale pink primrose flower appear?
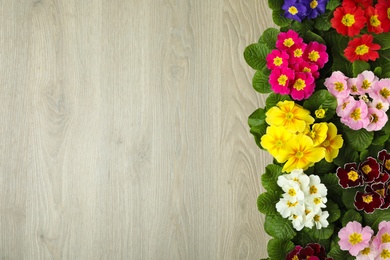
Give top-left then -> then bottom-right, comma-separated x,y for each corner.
373,221 -> 390,249
366,107 -> 388,131
340,99 -> 370,130
371,78 -> 390,103
356,70 -> 378,94
370,99 -> 389,112
377,243 -> 390,260
338,221 -> 374,256
348,77 -> 364,96
324,71 -> 350,99
356,241 -> 378,260
336,96 -> 355,118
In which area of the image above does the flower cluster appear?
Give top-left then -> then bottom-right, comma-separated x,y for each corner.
337,150 -> 390,213
339,221 -> 390,259
276,169 -> 329,231
286,243 -> 333,260
325,70 -> 390,131
266,30 -> 328,100
261,100 -> 343,172
282,0 -> 329,21
331,0 -> 386,62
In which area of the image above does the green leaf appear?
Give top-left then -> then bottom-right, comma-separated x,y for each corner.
307,224 -> 334,240
342,210 -> 363,226
249,124 -> 268,150
267,239 -> 295,260
372,56 -> 390,78
363,208 -> 390,231
333,144 -> 359,167
291,20 -> 314,35
264,214 -> 296,240
261,164 -> 284,192
352,60 -> 370,77
259,28 -> 280,50
303,90 -> 337,122
341,126 -> 374,151
331,50 -> 353,77
257,191 -> 280,215
374,67 -> 382,77
243,43 -> 270,71
304,30 -> 326,45
266,93 -> 292,110
268,0 -> 284,11
314,12 -> 332,31
321,174 -> 344,205
248,108 -> 266,128
373,131 -> 390,145
293,231 -> 331,251
252,70 -> 272,93
328,237 -> 354,260
326,0 -> 341,11
374,33 -> 390,50
313,159 -> 337,175
342,188 -> 360,210
326,200 -> 341,223
272,10 -> 291,27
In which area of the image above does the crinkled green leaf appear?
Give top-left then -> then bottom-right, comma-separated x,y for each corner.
342,188 -> 361,210
248,108 -> 266,128
303,90 -> 337,122
373,131 -> 390,145
326,0 -> 341,11
328,237 -> 355,260
307,223 -> 334,240
267,239 -> 295,260
249,124 -> 267,150
374,66 -> 383,77
268,0 -> 284,11
314,12 -> 332,31
326,200 -> 340,223
321,173 -> 343,206
259,28 -> 280,50
244,43 -> 270,71
333,144 -> 359,167
352,60 -> 370,77
252,70 -> 272,93
272,10 -> 291,27
291,20 -> 314,36
374,33 -> 390,50
257,191 -> 280,215
264,214 -> 296,240
261,164 -> 284,192
313,159 -> 337,176
342,210 -> 363,227
304,30 -> 325,45
363,208 -> 390,232
341,126 -> 374,151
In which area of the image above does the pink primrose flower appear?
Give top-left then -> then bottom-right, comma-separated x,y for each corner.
371,78 -> 390,103
348,77 -> 364,96
290,72 -> 315,101
269,67 -> 295,95
266,49 -> 290,70
366,107 -> 388,131
377,242 -> 390,260
369,99 -> 389,112
303,41 -> 329,68
336,96 -> 355,118
340,99 -> 370,130
339,221 -> 374,256
356,71 -> 378,94
276,29 -> 304,51
324,71 -> 350,99
373,221 -> 390,249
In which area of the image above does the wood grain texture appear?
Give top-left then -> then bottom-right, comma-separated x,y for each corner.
0,0 -> 274,259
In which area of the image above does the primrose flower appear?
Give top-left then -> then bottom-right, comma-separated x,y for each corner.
305,0 -> 327,19
337,162 -> 363,188
261,125 -> 293,162
344,34 -> 381,62
376,0 -> 390,32
336,96 -> 355,118
308,123 -> 328,146
379,150 -> 390,175
366,183 -> 390,209
373,221 -> 390,249
294,61 -> 320,79
366,6 -> 383,34
355,191 -> 383,213
366,107 -> 388,131
338,221 -> 374,256
312,210 -> 329,229
372,78 -> 390,103
331,5 -> 366,37
356,70 -> 378,94
277,168 -> 310,190
340,99 -> 369,130
282,0 -> 307,22
342,0 -> 373,9
359,157 -> 380,183
324,71 -> 350,99
378,243 -> 390,260
289,43 -> 307,64
320,123 -> 344,163
356,242 -> 378,260
276,197 -> 305,218
348,77 -> 362,95
278,133 -> 325,172
370,99 -> 389,112
265,100 -> 314,133
276,30 -> 303,51
266,49 -> 289,70
303,41 -> 328,68
269,67 -> 295,95
290,72 -> 316,101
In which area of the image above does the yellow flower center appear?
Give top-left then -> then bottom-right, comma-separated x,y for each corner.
351,85 -> 358,92
286,112 -> 294,120
362,79 -> 371,90
294,48 -> 303,58
361,247 -> 371,255
275,140 -> 283,147
380,88 -> 390,99
377,103 -> 384,110
386,159 -> 390,170
314,215 -> 320,222
288,6 -> 298,15
363,195 -> 373,203
310,0 -> 318,9
342,13 -> 356,26
303,67 -> 311,73
293,78 -> 306,90
381,249 -> 390,258
370,15 -> 381,27
305,209 -> 311,215
278,74 -> 288,86
350,108 -> 361,121
362,165 -> 372,174
295,151 -> 304,159
335,82 -> 345,92
388,8 -> 390,19
308,50 -> 320,62
292,256 -> 299,260
314,197 -> 321,204
382,233 -> 390,243
273,57 -> 283,66
288,188 -> 297,197
355,44 -> 369,56
315,108 -> 326,118
378,189 -> 385,197
349,232 -> 363,245
310,185 -> 318,194
322,140 -> 330,147
284,38 -> 295,47
287,201 -> 299,207
371,113 -> 379,123
348,170 -> 359,181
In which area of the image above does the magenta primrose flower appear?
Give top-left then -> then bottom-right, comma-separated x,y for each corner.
266,49 -> 289,70
339,221 -> 374,256
304,41 -> 329,68
276,30 -> 303,51
269,67 -> 295,95
290,72 -> 315,101
289,43 -> 307,64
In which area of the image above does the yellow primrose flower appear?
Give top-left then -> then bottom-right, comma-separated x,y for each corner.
279,133 -> 326,173
309,123 -> 328,146
266,100 -> 315,133
261,125 -> 293,162
320,123 -> 344,163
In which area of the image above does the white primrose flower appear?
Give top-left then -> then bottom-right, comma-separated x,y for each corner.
304,175 -> 327,198
276,197 -> 305,218
280,181 -> 305,201
277,169 -> 310,190
289,214 -> 304,231
307,195 -> 327,212
303,207 -> 316,229
313,210 -> 329,229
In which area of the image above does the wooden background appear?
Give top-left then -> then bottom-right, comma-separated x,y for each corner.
0,0 -> 274,259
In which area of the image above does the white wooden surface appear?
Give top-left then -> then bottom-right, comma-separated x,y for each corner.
0,0 -> 274,259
